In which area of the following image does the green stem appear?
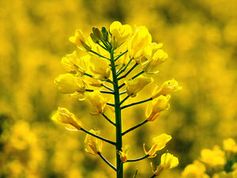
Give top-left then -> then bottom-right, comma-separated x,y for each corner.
110,49 -> 123,178
121,98 -> 152,110
89,49 -> 110,61
131,71 -> 144,80
114,50 -> 128,62
101,113 -> 116,126
122,120 -> 148,136
85,89 -> 114,95
98,152 -> 117,171
120,95 -> 129,106
126,155 -> 149,163
117,58 -> 133,76
102,84 -> 114,92
118,63 -> 138,80
118,70 -> 144,89
80,128 -> 115,145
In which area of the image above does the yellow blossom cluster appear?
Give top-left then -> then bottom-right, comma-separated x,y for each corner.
182,138 -> 237,178
51,21 -> 180,177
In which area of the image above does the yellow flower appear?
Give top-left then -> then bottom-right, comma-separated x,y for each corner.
182,161 -> 209,178
86,91 -> 108,115
119,148 -> 128,163
200,146 -> 226,167
143,133 -> 172,158
89,57 -> 110,80
69,29 -> 91,51
84,129 -> 103,155
83,77 -> 102,87
125,75 -> 153,97
54,73 -> 86,94
61,50 -> 89,75
51,107 -> 81,131
110,21 -> 132,48
160,152 -> 179,169
146,95 -> 170,121
152,79 -> 182,99
223,138 -> 237,153
142,43 -> 168,74
128,26 -> 152,61
213,171 -> 236,178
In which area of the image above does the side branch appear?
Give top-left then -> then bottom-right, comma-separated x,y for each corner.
101,113 -> 116,126
80,128 -> 116,145
122,119 -> 148,136
117,58 -> 133,76
106,102 -> 115,107
102,84 -> 114,92
89,50 -> 110,61
114,50 -> 128,62
118,63 -> 138,80
98,152 -> 117,171
121,98 -> 152,110
131,71 -> 144,80
118,70 -> 144,89
85,89 -> 114,95
126,155 -> 149,163
120,95 -> 129,106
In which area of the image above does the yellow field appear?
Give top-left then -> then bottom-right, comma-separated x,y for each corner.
0,0 -> 237,177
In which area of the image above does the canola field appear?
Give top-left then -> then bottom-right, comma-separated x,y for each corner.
0,0 -> 237,177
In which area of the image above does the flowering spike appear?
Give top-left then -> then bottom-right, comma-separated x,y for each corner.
52,21 -> 180,177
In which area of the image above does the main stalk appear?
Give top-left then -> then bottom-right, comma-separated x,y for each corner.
110,49 -> 123,178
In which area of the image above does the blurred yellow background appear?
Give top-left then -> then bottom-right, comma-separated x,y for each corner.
0,0 -> 237,177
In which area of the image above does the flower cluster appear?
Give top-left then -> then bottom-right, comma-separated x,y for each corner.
182,138 -> 237,178
51,21 -> 181,177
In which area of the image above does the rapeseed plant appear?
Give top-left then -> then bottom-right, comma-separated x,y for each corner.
52,21 -> 181,177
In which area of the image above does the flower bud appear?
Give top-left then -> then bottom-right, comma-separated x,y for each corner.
119,150 -> 128,163
90,57 -> 110,80
143,133 -> 172,158
152,79 -> 182,99
54,73 -> 85,94
110,21 -> 132,48
128,26 -> 152,61
84,129 -> 103,155
61,51 -> 89,75
101,27 -> 109,41
125,75 -> 153,97
51,107 -> 81,131
146,95 -> 170,121
182,161 -> 208,178
69,29 -> 91,51
200,146 -> 226,167
142,43 -> 168,74
160,153 -> 179,169
86,91 -> 108,115
223,138 -> 237,153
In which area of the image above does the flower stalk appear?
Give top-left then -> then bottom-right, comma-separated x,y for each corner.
109,48 -> 124,177
52,21 -> 181,178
